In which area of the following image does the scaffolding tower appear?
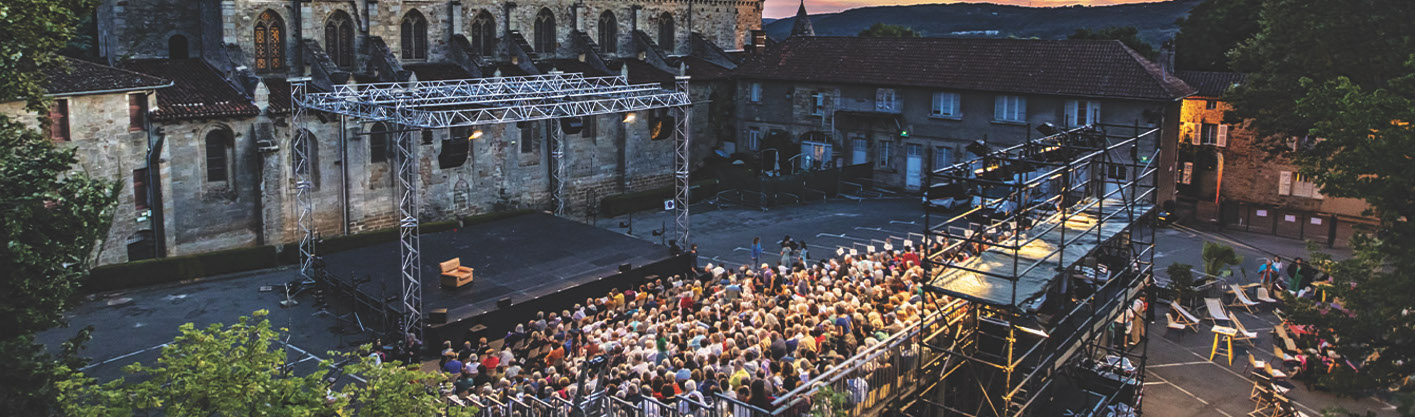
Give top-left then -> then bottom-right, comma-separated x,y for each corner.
911,124 -> 1161,417
289,73 -> 692,341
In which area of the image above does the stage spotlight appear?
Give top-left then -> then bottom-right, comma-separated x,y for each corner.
623,112 -> 637,123
966,139 -> 991,157
1036,122 -> 1060,136
468,130 -> 484,140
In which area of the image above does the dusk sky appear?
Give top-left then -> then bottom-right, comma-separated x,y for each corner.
764,0 -> 1164,19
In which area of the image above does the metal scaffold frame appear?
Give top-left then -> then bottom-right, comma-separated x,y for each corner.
290,73 -> 692,341
289,79 -> 317,307
912,123 -> 1161,417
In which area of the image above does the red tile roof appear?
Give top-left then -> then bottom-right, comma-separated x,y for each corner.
45,57 -> 171,96
122,59 -> 260,121
733,37 -> 1194,101
1174,70 -> 1245,98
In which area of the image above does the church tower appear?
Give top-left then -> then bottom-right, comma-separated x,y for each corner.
790,0 -> 815,37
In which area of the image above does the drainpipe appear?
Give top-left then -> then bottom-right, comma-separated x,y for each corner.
144,91 -> 167,258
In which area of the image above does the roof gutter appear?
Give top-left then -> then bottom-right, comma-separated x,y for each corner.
47,81 -> 175,98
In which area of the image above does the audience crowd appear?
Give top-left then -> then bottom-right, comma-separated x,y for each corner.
436,235 -> 949,414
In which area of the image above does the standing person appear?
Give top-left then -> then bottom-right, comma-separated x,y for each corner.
688,244 -> 700,272
750,237 -> 763,266
780,242 -> 794,267
1286,257 -> 1306,294
798,241 -> 810,266
1257,258 -> 1277,292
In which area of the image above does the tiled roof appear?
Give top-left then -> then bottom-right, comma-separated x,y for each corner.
611,60 -> 676,85
262,77 -> 291,115
734,37 -> 1194,101
1174,70 -> 1246,98
122,59 -> 260,121
45,57 -> 170,96
676,56 -> 732,81
406,63 -> 474,81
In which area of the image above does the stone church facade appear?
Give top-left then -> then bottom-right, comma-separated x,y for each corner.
10,0 -> 760,265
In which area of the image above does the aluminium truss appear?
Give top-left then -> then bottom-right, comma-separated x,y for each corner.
912,124 -> 1161,417
289,80 -> 317,307
290,73 -> 692,341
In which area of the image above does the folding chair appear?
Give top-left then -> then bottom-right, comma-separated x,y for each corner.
1230,284 -> 1261,314
1204,298 -> 1232,324
1245,352 -> 1267,375
1255,287 -> 1281,304
1228,313 -> 1260,346
1170,300 -> 1201,330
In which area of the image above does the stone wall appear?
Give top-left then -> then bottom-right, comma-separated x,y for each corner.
1,91 -> 159,264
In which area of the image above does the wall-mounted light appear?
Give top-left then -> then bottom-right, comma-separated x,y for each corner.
468,129 -> 484,140
623,112 -> 637,123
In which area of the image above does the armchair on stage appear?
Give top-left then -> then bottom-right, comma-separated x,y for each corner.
440,258 -> 475,288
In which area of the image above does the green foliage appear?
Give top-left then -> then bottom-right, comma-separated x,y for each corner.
1067,26 -> 1156,59
60,311 -> 459,416
1200,241 -> 1243,278
857,23 -> 920,38
810,385 -> 850,417
0,0 -> 97,114
1165,262 -> 1197,304
1171,0 -> 1261,71
1226,0 -> 1415,150
1224,2 -> 1415,396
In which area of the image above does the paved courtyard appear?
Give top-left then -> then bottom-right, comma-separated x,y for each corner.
41,196 -> 1399,415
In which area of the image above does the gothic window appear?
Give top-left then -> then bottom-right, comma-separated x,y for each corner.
205,129 -> 234,183
598,11 -> 618,54
370,122 -> 390,163
534,8 -> 556,53
168,34 -> 189,59
657,12 -> 675,52
401,9 -> 428,60
253,10 -> 285,71
292,130 -> 319,188
325,11 -> 356,68
470,10 -> 496,57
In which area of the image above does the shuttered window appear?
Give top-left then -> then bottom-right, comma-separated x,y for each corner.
128,93 -> 147,131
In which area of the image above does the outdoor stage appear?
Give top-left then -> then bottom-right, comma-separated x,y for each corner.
320,212 -> 684,344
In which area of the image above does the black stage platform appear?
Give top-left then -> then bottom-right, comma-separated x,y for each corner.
320,212 -> 684,343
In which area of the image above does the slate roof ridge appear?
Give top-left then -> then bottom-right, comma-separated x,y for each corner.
44,56 -> 173,96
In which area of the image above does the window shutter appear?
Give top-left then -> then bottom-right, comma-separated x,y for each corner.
1217,124 -> 1229,147
1065,100 -> 1078,126
1181,162 -> 1193,184
1187,123 -> 1199,145
1278,170 -> 1292,195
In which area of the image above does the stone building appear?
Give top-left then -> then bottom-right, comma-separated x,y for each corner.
0,58 -> 172,262
5,0 -> 760,265
730,36 -> 1194,202
1173,71 -> 1375,247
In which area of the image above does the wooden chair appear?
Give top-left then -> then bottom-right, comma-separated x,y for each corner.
1228,313 -> 1260,346
1170,301 -> 1201,330
1256,287 -> 1281,304
1204,297 -> 1232,324
440,258 -> 475,288
1230,284 -> 1261,314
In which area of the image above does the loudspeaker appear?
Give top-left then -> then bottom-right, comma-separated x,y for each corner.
497,297 -> 513,309
438,130 -> 470,169
429,308 -> 448,324
619,263 -> 633,273
560,117 -> 584,135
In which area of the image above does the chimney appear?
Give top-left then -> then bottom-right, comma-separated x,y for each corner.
748,30 -> 767,54
1159,38 -> 1176,81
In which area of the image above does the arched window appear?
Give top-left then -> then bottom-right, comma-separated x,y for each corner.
254,10 -> 285,71
401,9 -> 428,60
292,130 -> 319,188
470,10 -> 496,57
598,11 -> 618,54
534,8 -> 556,54
205,129 -> 234,183
369,122 -> 389,163
325,11 -> 356,68
657,12 -> 675,52
168,34 -> 189,59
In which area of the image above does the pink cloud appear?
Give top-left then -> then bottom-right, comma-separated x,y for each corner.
765,0 -> 1164,19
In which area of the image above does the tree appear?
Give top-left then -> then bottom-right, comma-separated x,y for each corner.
60,311 -> 465,416
857,23 -> 920,38
0,0 -> 97,113
1171,0 -> 1261,72
1067,26 -> 1156,59
1200,241 -> 1243,279
1223,0 -> 1415,398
